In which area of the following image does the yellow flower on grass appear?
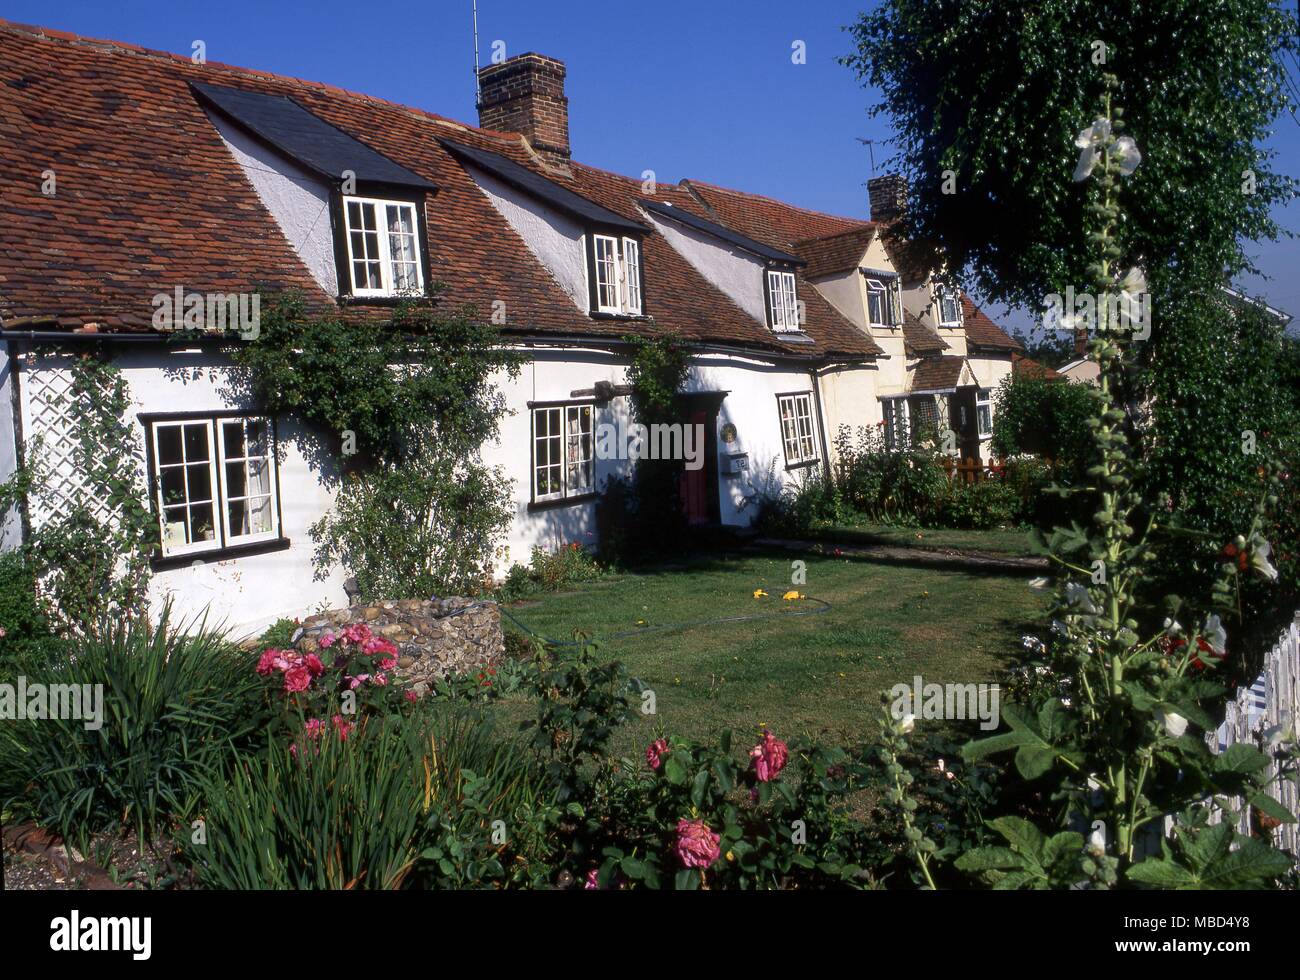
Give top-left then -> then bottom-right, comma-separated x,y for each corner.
782,590 -> 803,601
635,619 -> 648,627
753,589 -> 768,598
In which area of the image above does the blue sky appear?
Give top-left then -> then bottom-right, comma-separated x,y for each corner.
6,0 -> 1299,328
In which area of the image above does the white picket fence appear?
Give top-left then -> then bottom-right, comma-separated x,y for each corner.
1208,615 -> 1300,859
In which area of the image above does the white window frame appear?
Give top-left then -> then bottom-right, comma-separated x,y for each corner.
866,276 -> 900,327
532,403 -> 595,503
777,392 -> 818,467
976,387 -> 993,438
150,415 -> 281,559
937,284 -> 962,327
342,195 -> 425,297
767,270 -> 800,332
591,235 -> 643,316
882,397 -> 910,451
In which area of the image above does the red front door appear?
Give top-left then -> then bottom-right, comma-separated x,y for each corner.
680,409 -> 709,525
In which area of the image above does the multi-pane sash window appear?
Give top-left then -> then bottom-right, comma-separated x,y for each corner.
151,416 -> 280,558
882,398 -> 910,450
938,285 -> 962,327
343,196 -> 424,296
865,277 -> 899,327
767,270 -> 800,332
976,388 -> 993,437
777,393 -> 818,466
533,404 -> 595,502
591,235 -> 643,315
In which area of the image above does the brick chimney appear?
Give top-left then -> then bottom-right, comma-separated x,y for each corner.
477,53 -> 570,169
868,174 -> 907,222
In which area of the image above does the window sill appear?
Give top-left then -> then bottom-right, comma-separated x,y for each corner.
151,536 -> 292,572
336,293 -> 431,307
527,492 -> 600,513
588,311 -> 649,322
784,459 -> 820,473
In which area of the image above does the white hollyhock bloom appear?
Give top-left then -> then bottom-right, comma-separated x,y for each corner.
899,712 -> 915,734
1162,617 -> 1183,636
1250,539 -> 1279,582
1203,613 -> 1228,656
1087,823 -> 1107,856
1156,708 -> 1188,738
1065,581 -> 1099,614
1073,117 -> 1112,181
1112,136 -> 1142,176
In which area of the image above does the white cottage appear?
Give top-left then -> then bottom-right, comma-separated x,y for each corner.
0,22 -> 1020,636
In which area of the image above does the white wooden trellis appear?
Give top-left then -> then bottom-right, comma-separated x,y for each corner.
1207,614 -> 1300,862
19,347 -> 145,531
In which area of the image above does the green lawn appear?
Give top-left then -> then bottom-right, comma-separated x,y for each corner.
807,523 -> 1037,556
498,546 -> 1049,756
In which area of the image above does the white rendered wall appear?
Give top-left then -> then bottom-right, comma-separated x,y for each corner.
0,345 -> 20,550
207,110 -> 339,297
645,212 -> 769,325
464,164 -> 589,312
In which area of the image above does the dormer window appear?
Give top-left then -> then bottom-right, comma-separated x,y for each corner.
590,234 -> 643,316
937,284 -> 962,327
343,196 -> 425,297
766,270 -> 800,332
865,276 -> 900,327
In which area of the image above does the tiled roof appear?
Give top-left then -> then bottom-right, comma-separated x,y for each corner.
902,314 -> 949,358
1012,353 -> 1063,381
0,21 -> 879,360
878,223 -> 942,287
681,179 -> 871,252
961,297 -> 1022,352
909,355 -> 968,392
793,227 -> 877,280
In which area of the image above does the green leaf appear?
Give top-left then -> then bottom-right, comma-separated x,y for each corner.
675,868 -> 700,891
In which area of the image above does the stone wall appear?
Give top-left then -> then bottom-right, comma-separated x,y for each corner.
293,597 -> 505,695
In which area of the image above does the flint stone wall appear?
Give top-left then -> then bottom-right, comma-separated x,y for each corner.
292,597 -> 505,694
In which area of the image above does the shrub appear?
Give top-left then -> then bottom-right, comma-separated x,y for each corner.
257,617 -> 299,650
0,605 -> 266,850
0,550 -> 64,678
755,469 -> 846,537
990,373 -> 1094,469
938,479 -> 1019,530
529,543 -> 603,591
831,424 -> 949,525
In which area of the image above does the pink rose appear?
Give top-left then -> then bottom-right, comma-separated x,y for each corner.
283,664 -> 313,693
379,656 -> 398,671
363,637 -> 398,658
256,649 -> 281,675
373,672 -> 388,686
318,632 -> 337,649
645,738 -> 669,771
304,718 -> 326,739
750,730 -> 789,783
674,818 -> 721,870
303,653 -> 325,678
348,673 -> 370,689
342,624 -> 373,645
404,690 -> 418,703
331,715 -> 354,740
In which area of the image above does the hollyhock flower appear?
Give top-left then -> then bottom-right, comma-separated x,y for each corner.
1156,708 -> 1188,738
1073,117 -> 1112,181
1111,136 -> 1142,176
1065,581 -> 1098,615
646,738 -> 669,771
283,663 -> 313,693
673,818 -> 721,870
1250,540 -> 1279,582
303,653 -> 325,678
898,712 -> 916,734
750,730 -> 789,782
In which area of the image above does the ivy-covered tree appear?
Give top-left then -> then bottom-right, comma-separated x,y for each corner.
844,0 -> 1300,659
842,0 -> 1298,307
